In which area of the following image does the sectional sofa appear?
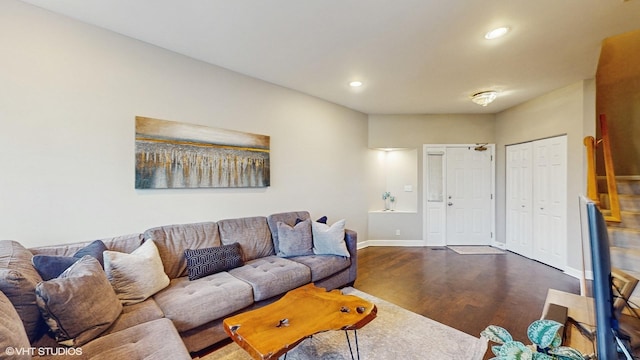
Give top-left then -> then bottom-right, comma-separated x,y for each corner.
0,211 -> 357,359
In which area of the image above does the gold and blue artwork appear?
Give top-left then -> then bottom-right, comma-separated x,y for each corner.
135,116 -> 270,189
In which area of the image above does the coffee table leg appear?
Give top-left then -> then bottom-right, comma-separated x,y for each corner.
344,329 -> 360,360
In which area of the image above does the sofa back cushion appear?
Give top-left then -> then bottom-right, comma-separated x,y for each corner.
30,233 -> 144,257
143,222 -> 221,279
0,240 -> 46,343
0,289 -> 31,359
266,211 -> 310,254
217,216 -> 273,261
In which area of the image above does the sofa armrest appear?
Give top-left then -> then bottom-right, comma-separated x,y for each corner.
344,229 -> 358,285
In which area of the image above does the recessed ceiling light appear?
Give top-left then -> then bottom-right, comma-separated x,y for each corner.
485,27 -> 510,40
349,81 -> 363,87
471,91 -> 498,106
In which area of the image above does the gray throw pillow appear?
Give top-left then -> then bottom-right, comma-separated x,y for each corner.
277,219 -> 314,257
0,240 -> 46,343
35,256 -> 123,346
0,290 -> 31,359
184,243 -> 244,280
311,219 -> 350,257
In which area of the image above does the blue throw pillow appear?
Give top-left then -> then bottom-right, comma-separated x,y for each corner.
32,240 -> 107,281
184,243 -> 244,281
295,216 -> 327,225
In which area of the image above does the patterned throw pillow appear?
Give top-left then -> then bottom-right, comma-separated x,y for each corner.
184,243 -> 243,281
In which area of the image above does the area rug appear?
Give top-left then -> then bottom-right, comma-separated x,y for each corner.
200,288 -> 487,360
447,245 -> 506,255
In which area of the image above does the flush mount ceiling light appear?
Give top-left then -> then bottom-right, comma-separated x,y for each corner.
349,81 -> 363,87
471,91 -> 498,106
485,26 -> 510,40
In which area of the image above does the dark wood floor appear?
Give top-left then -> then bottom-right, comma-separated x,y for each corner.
353,246 -> 581,359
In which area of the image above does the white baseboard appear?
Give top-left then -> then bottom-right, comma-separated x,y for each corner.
492,242 -> 507,249
357,240 -> 424,249
359,240 -> 507,249
564,265 -> 593,281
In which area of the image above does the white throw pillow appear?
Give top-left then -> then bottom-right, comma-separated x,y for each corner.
311,219 -> 350,257
103,240 -> 170,305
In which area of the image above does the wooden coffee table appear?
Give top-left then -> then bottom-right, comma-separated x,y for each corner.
223,284 -> 377,360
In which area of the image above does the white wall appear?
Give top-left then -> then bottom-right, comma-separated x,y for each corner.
366,114 -> 495,242
0,0 -> 369,247
495,80 -> 596,275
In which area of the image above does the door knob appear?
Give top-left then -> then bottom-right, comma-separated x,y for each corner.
448,202 -> 453,206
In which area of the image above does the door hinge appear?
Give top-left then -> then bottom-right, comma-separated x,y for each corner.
491,232 -> 493,238
491,194 -> 493,199
491,155 -> 493,161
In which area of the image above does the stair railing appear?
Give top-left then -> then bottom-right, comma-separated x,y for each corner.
583,114 -> 621,222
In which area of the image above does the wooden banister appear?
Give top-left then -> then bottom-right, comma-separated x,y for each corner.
584,136 -> 599,206
584,115 -> 621,222
600,114 -> 621,222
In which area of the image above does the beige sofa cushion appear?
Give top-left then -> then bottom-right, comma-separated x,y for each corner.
288,254 -> 351,282
79,318 -> 191,360
0,289 -> 31,359
103,298 -> 164,336
144,222 -> 221,279
153,272 -> 253,333
0,240 -> 46,343
218,216 -> 274,261
35,256 -> 122,346
229,256 -> 311,301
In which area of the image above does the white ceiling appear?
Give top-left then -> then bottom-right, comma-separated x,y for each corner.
19,0 -> 640,114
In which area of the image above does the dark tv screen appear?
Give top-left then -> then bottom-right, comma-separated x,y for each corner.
584,196 -> 619,359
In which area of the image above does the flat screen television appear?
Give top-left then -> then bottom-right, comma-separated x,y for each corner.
581,195 -> 632,359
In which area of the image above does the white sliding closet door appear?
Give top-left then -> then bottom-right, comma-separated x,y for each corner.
532,136 -> 567,269
506,136 -> 567,270
505,142 -> 533,258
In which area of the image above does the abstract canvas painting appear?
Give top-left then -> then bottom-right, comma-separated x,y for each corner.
135,116 -> 270,189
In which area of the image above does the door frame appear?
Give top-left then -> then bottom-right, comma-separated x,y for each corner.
422,144 -> 496,246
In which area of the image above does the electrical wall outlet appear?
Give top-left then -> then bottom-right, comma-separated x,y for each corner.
395,229 -> 401,236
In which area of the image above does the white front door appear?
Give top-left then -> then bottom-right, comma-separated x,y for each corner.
445,147 -> 493,245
